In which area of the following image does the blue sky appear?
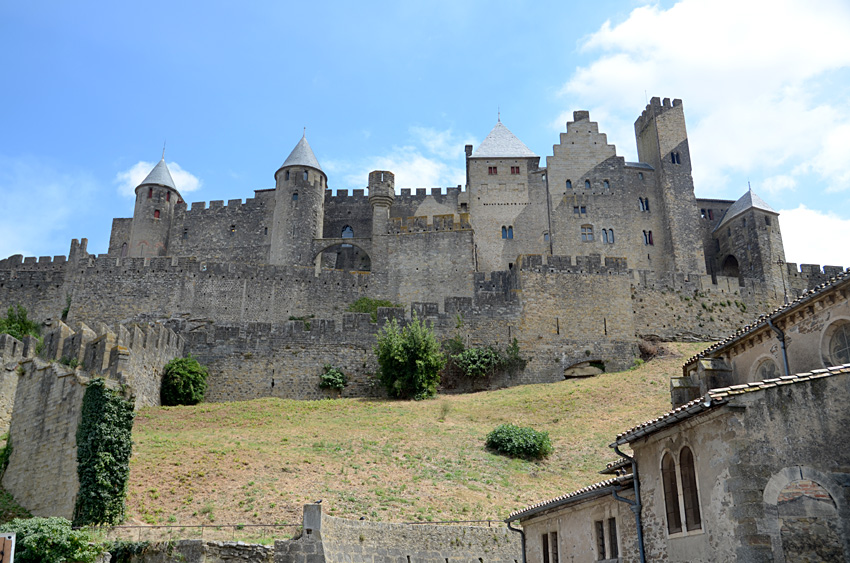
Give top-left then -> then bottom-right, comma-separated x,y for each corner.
2,0 -> 850,268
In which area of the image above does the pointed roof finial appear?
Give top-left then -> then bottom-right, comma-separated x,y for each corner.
303,126 -> 306,138
497,106 -> 501,123
748,180 -> 752,192
162,140 -> 166,160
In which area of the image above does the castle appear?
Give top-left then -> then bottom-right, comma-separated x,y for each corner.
0,97 -> 843,402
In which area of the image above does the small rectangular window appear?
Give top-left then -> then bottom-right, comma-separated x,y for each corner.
166,192 -> 171,202
549,531 -> 558,563
510,166 -> 520,175
581,225 -> 593,242
488,166 -> 498,175
541,533 -> 550,563
148,187 -> 153,199
608,518 -> 618,558
182,230 -> 188,240
594,521 -> 606,560
153,209 -> 160,219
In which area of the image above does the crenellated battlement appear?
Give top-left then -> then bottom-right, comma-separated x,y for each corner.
518,254 -> 630,274
635,96 -> 684,134
387,213 -> 471,234
785,263 -> 845,278
182,195 -> 269,214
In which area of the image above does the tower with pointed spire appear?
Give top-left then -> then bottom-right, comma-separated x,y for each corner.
128,158 -> 182,258
269,133 -> 328,266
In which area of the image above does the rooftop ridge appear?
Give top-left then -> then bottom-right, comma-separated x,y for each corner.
471,122 -> 537,159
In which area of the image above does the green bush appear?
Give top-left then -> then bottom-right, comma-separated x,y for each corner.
319,364 -> 347,390
347,297 -> 402,323
452,346 -> 504,378
374,315 -> 445,400
161,356 -> 209,406
74,378 -> 135,526
0,517 -> 103,563
0,305 -> 40,341
486,423 -> 553,460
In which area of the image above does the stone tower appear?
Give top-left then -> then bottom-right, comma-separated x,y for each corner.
368,170 -> 395,272
128,159 -> 182,258
269,134 -> 327,266
635,97 -> 705,273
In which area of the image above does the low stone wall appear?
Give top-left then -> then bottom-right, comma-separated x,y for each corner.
107,505 -> 521,563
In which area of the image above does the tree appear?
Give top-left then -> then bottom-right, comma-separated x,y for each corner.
0,305 -> 40,341
374,315 -> 445,400
160,356 -> 209,406
0,517 -> 103,563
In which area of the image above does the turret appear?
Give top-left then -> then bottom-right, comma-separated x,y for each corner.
128,159 -> 182,258
269,134 -> 327,265
368,170 -> 395,237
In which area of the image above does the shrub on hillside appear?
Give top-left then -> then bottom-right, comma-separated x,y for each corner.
161,356 -> 209,406
486,423 -> 553,460
452,346 -> 504,378
319,364 -> 348,391
0,305 -> 40,341
374,315 -> 445,400
0,517 -> 103,563
347,297 -> 402,323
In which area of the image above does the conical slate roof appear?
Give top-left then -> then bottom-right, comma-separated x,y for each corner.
281,135 -> 323,171
470,121 -> 537,159
715,188 -> 778,231
139,158 -> 177,190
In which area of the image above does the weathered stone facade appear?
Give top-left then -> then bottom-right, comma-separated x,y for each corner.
0,97 -> 844,401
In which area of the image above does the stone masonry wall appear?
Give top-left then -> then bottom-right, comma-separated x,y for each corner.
2,360 -> 87,519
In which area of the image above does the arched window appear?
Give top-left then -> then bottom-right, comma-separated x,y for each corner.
639,198 -> 646,211
507,226 -> 514,239
648,231 -> 653,245
826,321 -> 850,366
229,224 -> 236,235
502,226 -> 507,239
638,172 -> 644,180
120,243 -> 128,257
661,453 -> 682,534
584,179 -> 591,190
608,229 -> 614,244
679,447 -> 701,531
292,192 -> 299,201
602,229 -> 609,244
303,170 -> 309,181
645,198 -> 650,212
341,226 -> 354,239
147,187 -> 153,199
153,209 -> 160,219
285,170 -> 290,181
754,358 -> 778,380
603,180 -> 610,190
566,179 -> 572,190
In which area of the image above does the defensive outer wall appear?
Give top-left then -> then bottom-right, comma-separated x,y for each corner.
0,321 -> 182,517
97,504 -> 521,563
0,239 -> 842,402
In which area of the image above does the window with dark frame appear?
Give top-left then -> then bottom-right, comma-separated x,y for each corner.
153,209 -> 160,219
680,447 -> 702,531
603,180 -> 610,190
594,521 -> 606,560
541,533 -> 550,563
581,225 -> 593,242
549,531 -> 558,563
502,226 -> 507,239
166,191 -> 171,202
566,179 -> 572,190
511,166 -> 520,175
148,187 -> 153,199
573,205 -> 587,215
584,179 -> 591,189
507,226 -> 513,239
608,518 -> 618,558
303,170 -> 309,181
488,166 -> 498,175
662,452 -> 683,534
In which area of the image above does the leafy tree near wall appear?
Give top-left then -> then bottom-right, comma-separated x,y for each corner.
374,315 -> 445,400
0,517 -> 103,563
73,378 -> 135,526
160,356 -> 209,406
0,305 -> 40,341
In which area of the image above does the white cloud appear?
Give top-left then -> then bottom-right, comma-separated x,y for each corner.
0,155 -> 98,259
115,161 -> 202,197
324,126 -> 472,192
761,174 -> 796,195
779,205 -> 850,267
561,0 -> 850,193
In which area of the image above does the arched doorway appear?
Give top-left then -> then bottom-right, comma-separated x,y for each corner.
721,255 -> 740,278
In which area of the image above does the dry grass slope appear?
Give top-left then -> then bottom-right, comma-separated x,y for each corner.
127,343 -> 707,528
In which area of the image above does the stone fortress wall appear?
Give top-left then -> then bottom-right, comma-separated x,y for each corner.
1,96 -> 847,404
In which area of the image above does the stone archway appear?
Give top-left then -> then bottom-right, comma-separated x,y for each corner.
721,255 -> 740,278
776,480 -> 844,562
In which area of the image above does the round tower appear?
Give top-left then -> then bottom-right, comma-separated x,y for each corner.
368,170 -> 395,237
269,134 -> 327,265
128,159 -> 182,258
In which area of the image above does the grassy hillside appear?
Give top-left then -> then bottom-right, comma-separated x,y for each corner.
126,343 -> 706,529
